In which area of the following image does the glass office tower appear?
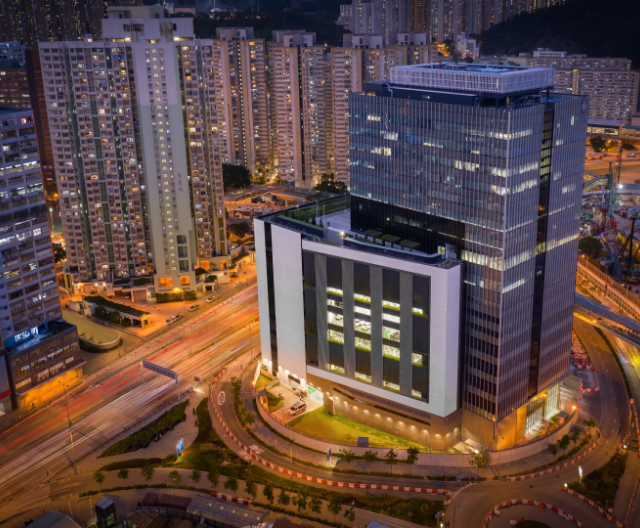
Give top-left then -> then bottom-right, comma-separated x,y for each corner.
349,63 -> 588,446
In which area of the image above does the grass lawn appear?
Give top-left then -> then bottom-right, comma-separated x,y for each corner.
568,452 -> 627,508
255,374 -> 273,390
288,407 -> 423,449
63,310 -> 120,344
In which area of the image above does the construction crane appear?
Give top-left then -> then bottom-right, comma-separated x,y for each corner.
598,145 -> 624,231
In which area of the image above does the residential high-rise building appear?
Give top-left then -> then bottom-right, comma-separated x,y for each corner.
255,63 -> 588,451
455,32 -> 480,59
410,0 -> 430,33
335,34 -> 437,184
41,6 -> 227,292
0,107 -> 81,412
331,48 -> 363,184
267,31 -> 333,188
0,43 -> 55,189
214,28 -> 270,174
530,50 -> 639,122
0,0 -> 143,49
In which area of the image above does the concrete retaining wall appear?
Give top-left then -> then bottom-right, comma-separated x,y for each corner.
487,412 -> 578,465
256,393 -> 579,467
255,395 -> 472,467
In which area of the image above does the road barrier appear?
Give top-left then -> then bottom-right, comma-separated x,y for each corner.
562,487 -> 623,527
483,499 -> 585,527
209,377 -> 452,503
209,491 -> 250,506
502,431 -> 601,482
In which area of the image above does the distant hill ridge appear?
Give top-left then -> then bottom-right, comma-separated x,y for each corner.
478,0 -> 640,69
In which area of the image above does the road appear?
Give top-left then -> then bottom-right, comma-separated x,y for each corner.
575,291 -> 640,333
0,285 -> 259,521
585,158 -> 640,185
448,316 -> 629,528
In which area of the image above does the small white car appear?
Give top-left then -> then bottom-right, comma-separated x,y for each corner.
289,401 -> 307,416
189,304 -> 200,312
166,316 -> 177,325
206,295 -> 216,303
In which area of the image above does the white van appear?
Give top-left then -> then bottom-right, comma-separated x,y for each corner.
289,401 -> 307,416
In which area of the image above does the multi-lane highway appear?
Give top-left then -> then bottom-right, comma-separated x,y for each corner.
0,285 -> 258,519
576,292 -> 640,333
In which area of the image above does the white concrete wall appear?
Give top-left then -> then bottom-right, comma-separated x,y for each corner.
254,219 -> 272,365
272,224 -> 308,388
302,238 -> 461,418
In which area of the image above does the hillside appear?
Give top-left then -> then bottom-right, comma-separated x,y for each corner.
478,0 -> 640,68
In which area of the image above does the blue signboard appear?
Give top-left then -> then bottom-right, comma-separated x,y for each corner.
177,438 -> 184,456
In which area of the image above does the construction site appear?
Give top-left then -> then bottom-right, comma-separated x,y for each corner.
582,143 -> 640,291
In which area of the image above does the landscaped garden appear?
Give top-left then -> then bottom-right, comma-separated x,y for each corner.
288,406 -> 423,449
99,400 -> 189,457
567,451 -> 628,508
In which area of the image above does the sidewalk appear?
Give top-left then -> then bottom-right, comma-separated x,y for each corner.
613,452 -> 640,520
235,358 -> 601,479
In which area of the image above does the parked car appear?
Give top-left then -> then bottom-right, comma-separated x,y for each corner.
278,393 -> 285,400
166,316 -> 177,325
206,295 -> 216,303
289,401 -> 307,416
189,304 -> 200,312
236,281 -> 245,287
175,314 -> 184,321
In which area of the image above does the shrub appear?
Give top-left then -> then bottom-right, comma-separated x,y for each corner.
99,401 -> 189,457
163,454 -> 178,466
100,458 -> 162,471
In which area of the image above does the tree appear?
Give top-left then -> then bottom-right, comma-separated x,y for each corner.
570,429 -> 581,447
328,494 -> 343,522
314,173 -> 348,194
117,468 -> 129,484
207,467 -> 220,492
310,496 -> 322,515
141,464 -> 155,483
384,449 -> 398,474
194,267 -> 207,278
583,417 -> 598,430
468,451 -> 489,476
228,221 -> 251,239
263,483 -> 275,505
53,243 -> 66,263
558,434 -> 571,455
222,163 -> 252,190
622,142 -> 637,151
224,475 -> 239,493
191,470 -> 201,485
340,449 -> 356,469
579,236 -> 604,258
590,136 -> 607,153
93,469 -> 106,488
362,450 -> 379,463
277,488 -> 290,507
343,506 -> 356,523
244,478 -> 258,501
547,442 -> 558,460
169,470 -> 182,487
406,446 -> 420,474
295,494 -> 308,514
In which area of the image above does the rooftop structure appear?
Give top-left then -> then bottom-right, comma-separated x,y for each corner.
389,63 -> 556,94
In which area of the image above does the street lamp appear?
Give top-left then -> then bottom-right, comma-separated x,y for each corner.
59,381 -> 77,475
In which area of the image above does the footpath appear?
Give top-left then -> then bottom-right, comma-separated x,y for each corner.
235,360 -> 600,480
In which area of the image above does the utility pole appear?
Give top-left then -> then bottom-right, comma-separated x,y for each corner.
59,381 -> 77,475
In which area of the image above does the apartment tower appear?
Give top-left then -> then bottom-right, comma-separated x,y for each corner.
41,6 -> 227,292
267,31 -> 332,188
214,28 -> 269,174
0,108 -> 81,412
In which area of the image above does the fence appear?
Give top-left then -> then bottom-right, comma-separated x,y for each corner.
577,258 -> 640,320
